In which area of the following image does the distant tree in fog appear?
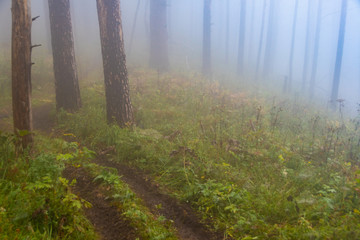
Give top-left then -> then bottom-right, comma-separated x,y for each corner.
149,0 -> 169,72
236,0 -> 246,76
48,0 -> 81,112
309,0 -> 323,99
202,0 -> 212,77
128,0 -> 141,56
263,0 -> 276,77
301,0 -> 312,92
11,0 -> 33,149
96,0 -> 133,127
287,0 -> 299,93
331,0 -> 348,110
254,0 -> 266,81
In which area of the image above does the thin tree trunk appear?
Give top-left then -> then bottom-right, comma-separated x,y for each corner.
237,0 -> 246,75
248,0 -> 255,63
96,0 -> 133,126
309,0 -> 322,99
225,0 -> 229,63
301,0 -> 312,93
287,0 -> 299,93
254,0 -> 266,81
128,0 -> 141,56
202,0 -> 211,77
12,0 -> 33,149
48,0 -> 81,112
149,0 -> 169,72
330,0 -> 348,110
263,0 -> 276,77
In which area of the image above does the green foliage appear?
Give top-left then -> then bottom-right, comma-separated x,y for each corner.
56,71 -> 360,239
0,132 -> 97,239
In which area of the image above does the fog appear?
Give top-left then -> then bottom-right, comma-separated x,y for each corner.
1,0 -> 360,114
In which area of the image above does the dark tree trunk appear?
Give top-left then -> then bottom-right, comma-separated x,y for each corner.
11,0 -> 33,149
48,0 -> 81,112
301,0 -> 312,93
128,0 -> 141,56
149,0 -> 169,72
309,0 -> 323,99
236,0 -> 246,75
96,0 -> 133,127
202,0 -> 211,77
287,0 -> 299,93
330,0 -> 348,110
254,0 -> 266,81
262,0 -> 276,77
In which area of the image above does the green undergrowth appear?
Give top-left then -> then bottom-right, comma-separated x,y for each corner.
0,132 -> 97,239
67,157 -> 178,240
57,71 -> 360,239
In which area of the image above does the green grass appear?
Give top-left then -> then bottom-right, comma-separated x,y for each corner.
57,70 -> 360,239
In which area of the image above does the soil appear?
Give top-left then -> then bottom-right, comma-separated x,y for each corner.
94,157 -> 223,240
63,166 -> 139,240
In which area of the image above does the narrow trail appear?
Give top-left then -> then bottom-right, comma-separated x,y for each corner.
63,166 -> 139,240
18,103 -> 224,240
94,157 -> 223,240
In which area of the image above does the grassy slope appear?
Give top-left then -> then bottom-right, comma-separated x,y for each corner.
58,69 -> 360,239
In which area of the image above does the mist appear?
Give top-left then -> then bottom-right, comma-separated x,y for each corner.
1,0 -> 360,111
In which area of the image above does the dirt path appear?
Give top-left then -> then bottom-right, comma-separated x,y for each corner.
94,157 -> 223,240
29,103 -> 224,240
63,166 -> 139,240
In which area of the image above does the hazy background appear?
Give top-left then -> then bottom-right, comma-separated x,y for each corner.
1,0 -> 360,114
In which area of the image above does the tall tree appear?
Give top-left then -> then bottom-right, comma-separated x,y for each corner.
330,0 -> 348,110
48,0 -> 81,112
128,0 -> 141,56
309,0 -> 323,99
202,0 -> 212,77
287,0 -> 299,93
254,0 -> 266,81
96,0 -> 133,126
149,0 -> 169,72
301,0 -> 312,92
262,0 -> 276,77
225,0 -> 229,63
237,0 -> 246,75
12,0 -> 33,149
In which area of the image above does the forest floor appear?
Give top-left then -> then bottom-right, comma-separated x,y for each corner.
30,103 -> 220,240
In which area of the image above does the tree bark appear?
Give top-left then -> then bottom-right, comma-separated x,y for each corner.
149,0 -> 169,72
202,0 -> 211,77
287,0 -> 299,93
96,0 -> 133,127
330,0 -> 348,110
309,0 -> 323,99
48,0 -> 81,112
236,0 -> 246,75
12,0 -> 33,150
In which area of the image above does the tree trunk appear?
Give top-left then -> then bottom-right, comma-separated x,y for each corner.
330,0 -> 348,110
11,0 -> 33,149
149,0 -> 169,72
301,0 -> 312,93
202,0 -> 211,77
128,0 -> 141,56
225,0 -> 229,63
309,0 -> 322,99
262,0 -> 276,77
96,0 -> 133,127
254,0 -> 266,81
236,0 -> 246,75
287,0 -> 299,93
48,0 -> 81,112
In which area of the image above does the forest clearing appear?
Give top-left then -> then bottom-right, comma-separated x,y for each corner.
1,0 -> 360,239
